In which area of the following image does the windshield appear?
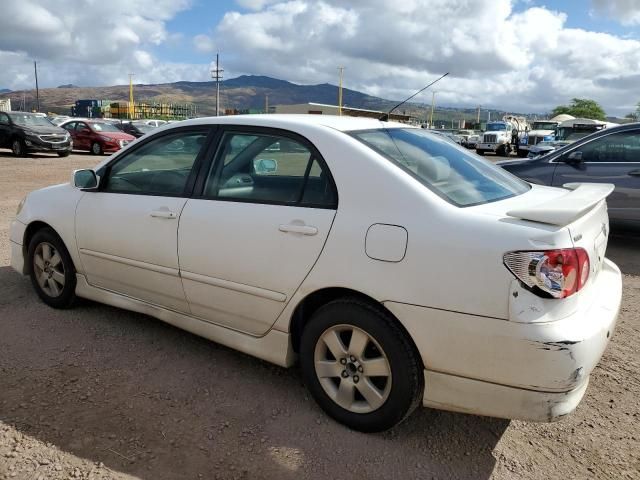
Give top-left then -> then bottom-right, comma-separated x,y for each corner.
90,122 -> 121,133
485,122 -> 508,131
556,127 -> 601,141
532,122 -> 557,131
8,113 -> 54,127
351,128 -> 530,207
132,123 -> 154,133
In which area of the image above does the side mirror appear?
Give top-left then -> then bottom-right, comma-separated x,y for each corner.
565,151 -> 583,163
73,169 -> 98,189
254,158 -> 278,174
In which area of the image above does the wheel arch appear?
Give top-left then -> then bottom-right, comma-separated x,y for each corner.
289,287 -> 421,365
22,221 -> 76,273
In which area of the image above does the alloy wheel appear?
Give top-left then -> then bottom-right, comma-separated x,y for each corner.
314,324 -> 392,414
33,241 -> 65,297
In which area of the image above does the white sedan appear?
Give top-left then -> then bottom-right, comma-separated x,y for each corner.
9,115 -> 622,432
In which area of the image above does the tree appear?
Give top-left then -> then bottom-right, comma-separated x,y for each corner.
551,98 -> 607,121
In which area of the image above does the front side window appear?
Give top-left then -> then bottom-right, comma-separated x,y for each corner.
204,132 -> 337,207
0,113 -> 9,125
104,130 -> 208,195
573,130 -> 640,163
62,122 -> 76,132
352,128 -> 530,207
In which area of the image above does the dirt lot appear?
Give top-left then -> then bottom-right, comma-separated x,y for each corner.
0,150 -> 638,480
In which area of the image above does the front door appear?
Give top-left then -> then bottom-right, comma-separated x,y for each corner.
0,112 -> 11,147
178,129 -> 338,335
552,129 -> 640,223
75,127 -> 212,312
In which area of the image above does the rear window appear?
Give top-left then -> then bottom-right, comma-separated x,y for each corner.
351,128 -> 530,207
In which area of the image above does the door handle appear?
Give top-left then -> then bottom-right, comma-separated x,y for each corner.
629,169 -> 640,177
279,224 -> 318,236
150,209 -> 177,219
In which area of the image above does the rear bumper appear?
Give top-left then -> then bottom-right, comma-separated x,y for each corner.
385,258 -> 622,421
423,371 -> 589,422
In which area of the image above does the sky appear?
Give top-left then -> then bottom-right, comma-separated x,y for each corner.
1,0 -> 640,115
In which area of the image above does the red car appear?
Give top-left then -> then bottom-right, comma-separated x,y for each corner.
61,119 -> 135,155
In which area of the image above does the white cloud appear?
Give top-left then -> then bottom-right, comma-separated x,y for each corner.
592,0 -> 640,26
2,0 -> 640,116
193,34 -> 216,53
0,0 -> 194,87
193,0 -> 640,115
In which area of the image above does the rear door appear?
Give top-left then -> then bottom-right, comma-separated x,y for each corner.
552,129 -> 640,223
178,128 -> 338,335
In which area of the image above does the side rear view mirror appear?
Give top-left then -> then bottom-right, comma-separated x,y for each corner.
73,169 -> 98,189
254,158 -> 278,174
565,151 -> 583,163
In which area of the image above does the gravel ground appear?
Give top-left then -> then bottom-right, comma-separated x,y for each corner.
0,150 -> 638,480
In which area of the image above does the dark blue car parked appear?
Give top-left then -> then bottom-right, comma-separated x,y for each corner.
498,123 -> 640,229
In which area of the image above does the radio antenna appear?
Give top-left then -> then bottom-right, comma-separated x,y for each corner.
379,72 -> 449,122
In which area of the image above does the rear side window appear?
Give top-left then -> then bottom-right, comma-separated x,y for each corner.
204,132 -> 337,208
352,128 -> 530,207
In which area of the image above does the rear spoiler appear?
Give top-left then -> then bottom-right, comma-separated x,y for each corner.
506,183 -> 615,226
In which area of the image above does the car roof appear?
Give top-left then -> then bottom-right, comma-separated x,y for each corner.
176,114 -> 410,133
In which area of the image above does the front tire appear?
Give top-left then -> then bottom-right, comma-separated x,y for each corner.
11,138 -> 27,157
91,142 -> 103,155
476,149 -> 485,156
57,151 -> 71,157
27,228 -> 77,309
300,298 -> 423,432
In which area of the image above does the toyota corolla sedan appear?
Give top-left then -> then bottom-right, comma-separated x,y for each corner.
10,115 -> 622,432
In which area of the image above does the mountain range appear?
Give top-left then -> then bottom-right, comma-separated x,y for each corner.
1,75 -> 529,123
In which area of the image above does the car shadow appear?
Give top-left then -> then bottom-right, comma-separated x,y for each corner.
0,148 -> 64,159
0,266 -> 506,479
607,230 -> 640,276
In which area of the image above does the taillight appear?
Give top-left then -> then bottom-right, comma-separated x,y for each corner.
503,248 -> 590,299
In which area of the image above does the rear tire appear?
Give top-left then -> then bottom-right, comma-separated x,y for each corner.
11,138 -> 27,157
91,142 -> 103,155
476,149 -> 484,156
27,228 -> 77,309
300,298 -> 423,432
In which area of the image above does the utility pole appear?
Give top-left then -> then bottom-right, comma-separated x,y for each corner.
265,94 -> 269,114
211,53 -> 224,116
34,61 -> 40,112
128,73 -> 135,119
429,91 -> 437,128
338,66 -> 344,116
